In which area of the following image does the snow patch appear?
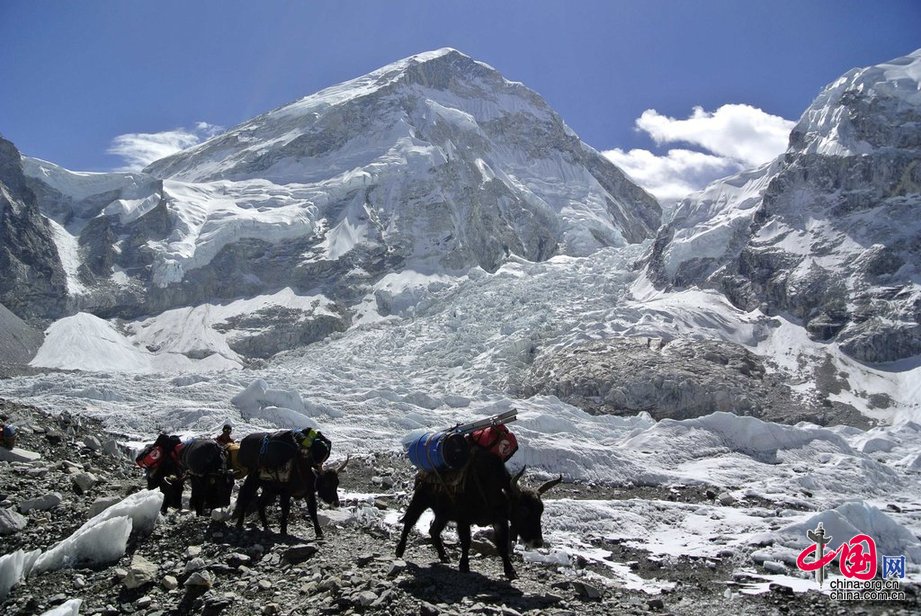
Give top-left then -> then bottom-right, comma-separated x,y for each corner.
33,490 -> 163,573
0,549 -> 40,600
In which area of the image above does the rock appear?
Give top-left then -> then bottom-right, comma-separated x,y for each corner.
357,591 -> 378,607
19,492 -> 62,512
72,472 -> 98,494
186,545 -> 202,558
184,557 -> 207,573
763,560 -> 786,574
89,496 -> 122,517
356,553 -> 374,567
572,581 -> 603,600
318,577 -> 341,593
387,559 -> 406,579
124,555 -> 158,589
202,597 -> 232,616
317,509 -> 352,527
718,493 -> 735,506
102,439 -> 121,457
185,570 -> 214,588
647,597 -> 665,610
226,553 -> 251,567
0,447 -> 41,463
257,579 -> 272,591
420,602 -> 440,616
769,582 -> 794,596
45,429 -> 64,444
470,539 -> 498,556
136,596 -> 152,609
262,604 -> 280,615
83,435 -> 102,451
0,507 -> 28,534
162,575 -> 179,590
211,508 -> 232,522
114,568 -> 129,579
282,544 -> 318,564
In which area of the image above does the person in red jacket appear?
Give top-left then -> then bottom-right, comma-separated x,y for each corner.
215,423 -> 234,446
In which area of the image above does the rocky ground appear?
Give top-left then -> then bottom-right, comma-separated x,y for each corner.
1,398 -> 918,616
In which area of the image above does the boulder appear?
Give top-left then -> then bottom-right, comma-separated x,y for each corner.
19,492 -> 63,513
0,448 -> 41,463
88,496 -> 122,517
0,508 -> 27,534
72,472 -> 98,494
124,555 -> 158,589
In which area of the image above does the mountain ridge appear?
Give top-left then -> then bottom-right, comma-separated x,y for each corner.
642,48 -> 921,364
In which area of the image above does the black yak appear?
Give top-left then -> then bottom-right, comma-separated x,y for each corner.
396,447 -> 561,579
136,434 -> 183,513
136,435 -> 232,516
233,430 -> 345,536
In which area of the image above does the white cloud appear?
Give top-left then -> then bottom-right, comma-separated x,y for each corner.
604,104 -> 795,204
636,104 -> 794,167
603,147 -> 743,205
107,122 -> 224,171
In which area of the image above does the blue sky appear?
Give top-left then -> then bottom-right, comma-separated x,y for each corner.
1,1 -> 919,201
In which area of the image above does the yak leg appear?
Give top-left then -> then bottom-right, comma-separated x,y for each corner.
256,485 -> 274,532
395,492 -> 428,557
457,522 -> 472,573
279,491 -> 291,535
494,520 -> 517,580
305,490 -> 323,539
189,477 -> 203,516
235,475 -> 259,528
428,515 -> 450,563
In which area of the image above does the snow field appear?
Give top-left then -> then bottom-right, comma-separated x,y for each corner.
5,244 -> 921,593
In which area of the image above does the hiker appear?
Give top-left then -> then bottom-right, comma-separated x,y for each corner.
215,423 -> 234,446
1,423 -> 17,449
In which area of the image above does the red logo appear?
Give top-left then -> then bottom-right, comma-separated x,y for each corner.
796,524 -> 878,583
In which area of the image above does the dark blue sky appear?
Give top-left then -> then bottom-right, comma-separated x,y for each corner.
1,0 -> 919,172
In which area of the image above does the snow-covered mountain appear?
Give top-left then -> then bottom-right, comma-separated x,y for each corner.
0,48 -> 661,367
644,49 -> 921,363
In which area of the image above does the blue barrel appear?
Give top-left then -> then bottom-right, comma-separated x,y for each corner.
405,431 -> 469,472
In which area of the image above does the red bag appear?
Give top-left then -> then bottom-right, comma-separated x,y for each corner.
137,445 -> 163,469
469,424 -> 518,461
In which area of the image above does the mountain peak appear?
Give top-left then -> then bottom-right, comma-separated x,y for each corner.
790,48 -> 921,157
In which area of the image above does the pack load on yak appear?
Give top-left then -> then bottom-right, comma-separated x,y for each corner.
135,434 -> 232,515
234,427 -> 342,536
397,408 -> 560,579
403,408 -> 517,472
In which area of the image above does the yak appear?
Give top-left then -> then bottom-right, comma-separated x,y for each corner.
136,435 -> 232,516
233,430 -> 347,537
396,447 -> 561,579
136,434 -> 184,513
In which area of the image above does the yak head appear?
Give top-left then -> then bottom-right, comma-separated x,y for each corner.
315,455 -> 350,508
508,466 -> 562,549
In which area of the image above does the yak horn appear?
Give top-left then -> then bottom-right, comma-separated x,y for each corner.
537,474 -> 563,495
511,465 -> 527,490
336,454 -> 351,473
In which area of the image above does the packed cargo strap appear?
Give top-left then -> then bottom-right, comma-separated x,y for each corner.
449,408 -> 517,436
